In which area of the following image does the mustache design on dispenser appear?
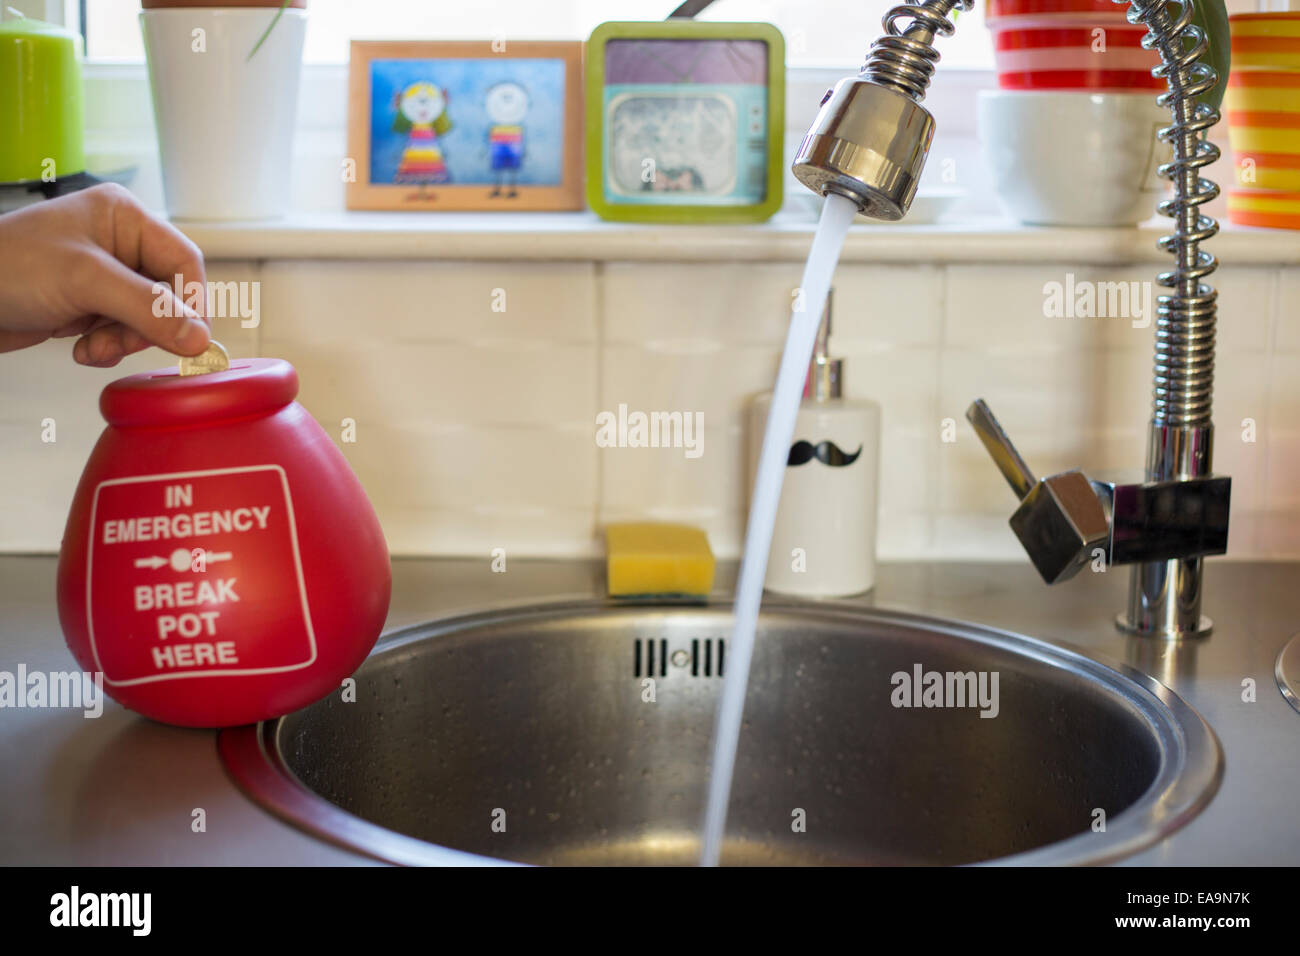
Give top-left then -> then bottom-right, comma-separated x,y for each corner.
787,440 -> 862,468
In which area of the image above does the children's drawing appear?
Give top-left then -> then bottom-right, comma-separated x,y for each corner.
392,82 -> 453,185
484,81 -> 529,198
367,57 -> 565,190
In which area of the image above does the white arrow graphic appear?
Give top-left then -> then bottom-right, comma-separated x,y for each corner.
206,551 -> 233,563
134,556 -> 167,569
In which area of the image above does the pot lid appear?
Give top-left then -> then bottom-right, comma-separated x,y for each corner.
100,357 -> 299,428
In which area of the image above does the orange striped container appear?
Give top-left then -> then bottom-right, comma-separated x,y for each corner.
1227,189 -> 1300,229
1226,14 -> 1300,229
1229,12 -> 1300,70
1225,71 -> 1300,191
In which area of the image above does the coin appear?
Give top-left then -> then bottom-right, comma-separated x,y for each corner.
178,340 -> 230,377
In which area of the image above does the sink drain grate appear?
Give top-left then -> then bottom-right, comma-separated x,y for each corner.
632,637 -> 725,678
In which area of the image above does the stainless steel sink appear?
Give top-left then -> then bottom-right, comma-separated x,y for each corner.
219,600 -> 1222,866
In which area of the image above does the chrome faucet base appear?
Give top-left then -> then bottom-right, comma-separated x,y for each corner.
1125,419 -> 1222,639
1117,550 -> 1214,639
1120,546 -> 1214,641
1116,612 -> 1213,641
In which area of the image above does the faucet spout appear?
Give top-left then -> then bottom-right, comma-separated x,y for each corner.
791,0 -> 972,220
798,0 -> 1229,638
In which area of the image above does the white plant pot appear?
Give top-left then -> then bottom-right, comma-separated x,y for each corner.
141,8 -> 306,220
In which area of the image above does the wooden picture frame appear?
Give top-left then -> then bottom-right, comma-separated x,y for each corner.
346,40 -> 584,211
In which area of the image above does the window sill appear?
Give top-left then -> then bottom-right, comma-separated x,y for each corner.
88,60 -> 1294,267
175,208 -> 1300,266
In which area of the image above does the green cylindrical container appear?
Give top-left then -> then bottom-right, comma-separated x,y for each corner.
0,11 -> 85,184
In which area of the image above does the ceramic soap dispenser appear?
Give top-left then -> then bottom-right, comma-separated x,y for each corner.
750,291 -> 881,596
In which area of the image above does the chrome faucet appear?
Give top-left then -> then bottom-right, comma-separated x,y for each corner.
793,0 -> 1229,639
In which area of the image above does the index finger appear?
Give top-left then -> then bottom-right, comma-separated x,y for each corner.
96,184 -> 208,322
66,250 -> 211,357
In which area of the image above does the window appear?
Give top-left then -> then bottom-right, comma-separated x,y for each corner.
83,0 -> 993,68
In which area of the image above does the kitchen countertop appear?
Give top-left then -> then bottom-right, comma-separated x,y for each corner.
1,555 -> 1296,866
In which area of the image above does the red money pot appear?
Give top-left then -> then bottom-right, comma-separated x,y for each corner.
57,358 -> 391,727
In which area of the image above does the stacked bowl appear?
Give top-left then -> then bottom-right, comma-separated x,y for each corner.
979,0 -> 1171,226
987,0 -> 1162,91
1225,12 -> 1300,229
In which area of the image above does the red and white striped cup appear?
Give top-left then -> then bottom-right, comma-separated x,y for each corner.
987,0 -> 1163,92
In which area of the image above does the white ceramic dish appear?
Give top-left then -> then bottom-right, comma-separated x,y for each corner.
977,89 -> 1171,227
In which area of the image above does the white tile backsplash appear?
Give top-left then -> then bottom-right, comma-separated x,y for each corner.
602,263 -> 802,346
598,424 -> 745,556
0,420 -> 88,549
601,343 -> 778,425
1213,267 -> 1278,354
937,348 -> 1061,437
824,264 -> 946,349
376,506 -> 599,558
3,256 -> 1298,560
840,346 -> 939,434
944,265 -> 1097,353
1277,270 -> 1300,354
340,422 -> 597,513
282,340 -> 597,428
1253,512 -> 1300,558
1268,353 -> 1300,424
260,260 -> 598,346
1264,429 -> 1300,514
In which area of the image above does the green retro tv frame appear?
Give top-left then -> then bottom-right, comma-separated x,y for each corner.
585,20 -> 786,224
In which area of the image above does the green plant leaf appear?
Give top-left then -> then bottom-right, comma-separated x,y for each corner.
246,0 -> 292,62
1190,0 -> 1230,111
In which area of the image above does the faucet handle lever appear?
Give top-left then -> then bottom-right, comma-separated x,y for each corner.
965,398 -> 1110,585
965,399 -> 1036,500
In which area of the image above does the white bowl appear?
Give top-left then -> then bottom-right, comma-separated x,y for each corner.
977,89 -> 1172,227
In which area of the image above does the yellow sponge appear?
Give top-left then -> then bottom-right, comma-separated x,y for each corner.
605,522 -> 716,598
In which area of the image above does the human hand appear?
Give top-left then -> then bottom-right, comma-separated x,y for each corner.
0,183 -> 211,367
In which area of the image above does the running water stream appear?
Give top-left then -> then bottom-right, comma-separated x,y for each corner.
700,192 -> 861,866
